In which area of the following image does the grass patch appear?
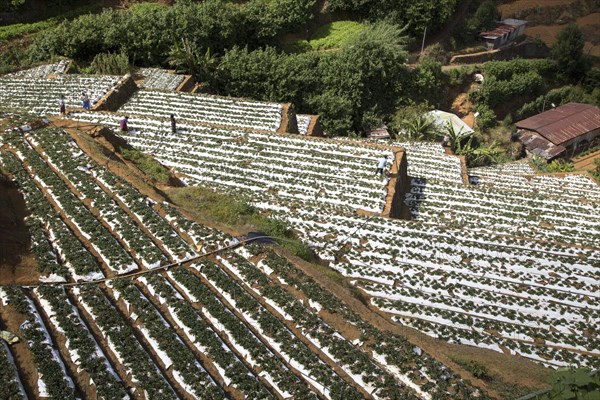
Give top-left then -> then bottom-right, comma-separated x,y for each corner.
120,148 -> 172,184
0,4 -> 103,42
450,355 -> 545,398
167,186 -> 313,261
308,21 -> 364,50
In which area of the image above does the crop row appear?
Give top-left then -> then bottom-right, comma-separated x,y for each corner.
26,129 -> 168,269
5,134 -> 137,274
34,286 -> 130,399
0,340 -> 27,400
0,287 -> 77,399
138,68 -> 185,91
0,150 -> 104,281
120,89 -> 283,131
108,278 -> 224,399
216,251 -> 422,399
140,274 -> 276,399
6,60 -> 70,79
239,244 -> 488,399
0,74 -> 121,114
73,285 -> 178,398
68,112 -> 390,212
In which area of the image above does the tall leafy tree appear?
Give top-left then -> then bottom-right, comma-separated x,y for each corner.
551,23 -> 589,82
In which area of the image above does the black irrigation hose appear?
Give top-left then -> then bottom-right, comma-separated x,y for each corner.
20,235 -> 289,289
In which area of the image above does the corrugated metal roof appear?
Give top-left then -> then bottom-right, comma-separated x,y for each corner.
479,24 -> 515,39
515,103 -> 600,145
517,130 -> 566,159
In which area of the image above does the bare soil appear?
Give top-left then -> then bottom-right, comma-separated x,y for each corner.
499,1 -> 600,57
0,177 -> 38,286
0,305 -> 38,399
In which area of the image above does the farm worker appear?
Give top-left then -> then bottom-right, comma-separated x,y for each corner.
120,116 -> 129,133
82,92 -> 91,111
170,114 -> 176,134
375,155 -> 387,176
59,94 -> 66,117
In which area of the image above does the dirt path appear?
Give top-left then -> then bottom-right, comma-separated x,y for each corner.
573,149 -> 600,171
0,305 -> 38,399
0,163 -> 39,285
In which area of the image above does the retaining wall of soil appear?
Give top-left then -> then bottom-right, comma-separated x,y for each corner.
382,149 -> 410,219
356,147 -> 409,220
176,75 -> 196,92
306,115 -> 324,137
92,74 -> 137,112
278,103 -> 299,134
450,41 -> 549,65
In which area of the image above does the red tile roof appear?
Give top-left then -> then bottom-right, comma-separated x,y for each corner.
515,103 -> 600,145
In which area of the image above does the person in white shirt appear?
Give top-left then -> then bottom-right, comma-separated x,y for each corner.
375,155 -> 387,176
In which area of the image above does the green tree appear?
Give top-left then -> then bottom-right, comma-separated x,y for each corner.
0,0 -> 26,11
466,0 -> 498,35
551,23 -> 589,83
168,39 -> 218,87
399,114 -> 439,140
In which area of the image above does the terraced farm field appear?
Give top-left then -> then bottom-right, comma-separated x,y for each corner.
1,65 -> 598,399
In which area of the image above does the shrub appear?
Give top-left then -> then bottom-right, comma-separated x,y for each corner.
91,52 -> 130,75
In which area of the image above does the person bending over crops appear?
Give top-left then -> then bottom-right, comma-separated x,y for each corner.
120,116 -> 129,133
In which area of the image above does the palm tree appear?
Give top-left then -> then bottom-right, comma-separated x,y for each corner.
168,39 -> 218,87
400,114 -> 439,141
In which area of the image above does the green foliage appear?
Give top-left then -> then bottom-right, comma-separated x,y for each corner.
420,43 -> 450,64
591,158 -> 600,183
0,40 -> 29,75
410,60 -> 444,105
216,22 -> 409,134
515,85 -> 600,121
532,157 -> 575,173
470,60 -> 555,110
537,368 -> 599,400
454,359 -> 491,380
307,21 -> 365,50
483,59 -> 556,81
399,113 -> 439,141
456,135 -> 504,167
91,52 -> 130,75
551,23 -> 589,82
445,65 -> 477,86
168,186 -> 313,260
0,0 -> 26,12
120,147 -> 171,184
326,0 -> 458,36
468,0 -> 498,33
474,103 -> 497,131
168,39 -> 218,86
0,4 -> 103,42
28,0 -> 313,65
